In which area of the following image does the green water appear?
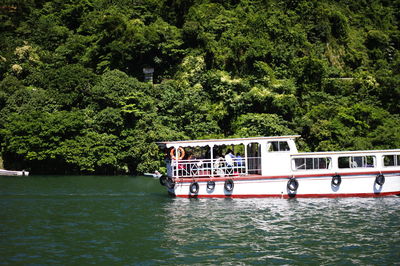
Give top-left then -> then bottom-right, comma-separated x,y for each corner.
1,176 -> 399,265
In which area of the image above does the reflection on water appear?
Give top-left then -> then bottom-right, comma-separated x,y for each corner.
1,176 -> 399,265
162,197 -> 400,264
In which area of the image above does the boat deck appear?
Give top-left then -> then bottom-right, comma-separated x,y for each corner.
174,168 -> 400,183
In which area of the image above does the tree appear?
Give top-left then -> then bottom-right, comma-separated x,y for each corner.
0,110 -> 86,172
232,113 -> 295,137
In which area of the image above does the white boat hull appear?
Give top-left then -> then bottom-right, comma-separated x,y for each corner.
159,135 -> 400,199
0,169 -> 29,176
168,171 -> 400,198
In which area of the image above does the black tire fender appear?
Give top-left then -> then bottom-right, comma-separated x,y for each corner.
189,182 -> 199,194
287,177 -> 299,191
224,179 -> 234,192
159,176 -> 167,186
166,177 -> 175,189
331,175 -> 342,187
375,174 -> 385,186
207,181 -> 215,191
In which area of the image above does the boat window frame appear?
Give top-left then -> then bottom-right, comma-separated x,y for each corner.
338,155 -> 376,169
292,157 -> 332,171
383,154 -> 400,167
267,141 -> 290,152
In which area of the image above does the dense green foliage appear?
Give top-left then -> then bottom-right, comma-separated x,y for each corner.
0,0 -> 399,174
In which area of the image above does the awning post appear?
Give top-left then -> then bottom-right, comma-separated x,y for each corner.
245,144 -> 248,175
210,144 -> 214,177
175,146 -> 179,178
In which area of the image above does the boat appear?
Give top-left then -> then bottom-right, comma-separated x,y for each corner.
0,169 -> 29,176
144,171 -> 162,178
157,135 -> 400,198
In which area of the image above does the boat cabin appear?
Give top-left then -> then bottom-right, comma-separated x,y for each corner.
158,136 -> 400,180
158,135 -> 300,178
291,150 -> 400,175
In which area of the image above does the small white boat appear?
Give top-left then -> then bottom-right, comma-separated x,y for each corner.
0,169 -> 29,176
158,136 -> 400,198
144,171 -> 162,178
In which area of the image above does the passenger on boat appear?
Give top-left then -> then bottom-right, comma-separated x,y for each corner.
235,153 -> 243,167
225,150 -> 235,167
214,155 -> 225,177
169,148 -> 188,177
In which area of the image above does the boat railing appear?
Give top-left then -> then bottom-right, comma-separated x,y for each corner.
169,157 -> 261,178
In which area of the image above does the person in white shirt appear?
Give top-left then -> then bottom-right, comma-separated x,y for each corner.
225,150 -> 235,167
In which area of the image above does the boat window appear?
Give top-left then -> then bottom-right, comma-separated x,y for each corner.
338,156 -> 375,168
268,141 -> 290,152
293,157 -> 331,170
383,155 -> 400,167
338,157 -> 350,168
269,142 -> 278,151
280,141 -> 290,151
294,158 -> 305,169
306,158 -> 313,169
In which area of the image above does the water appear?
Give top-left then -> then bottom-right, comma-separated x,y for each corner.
1,176 -> 399,265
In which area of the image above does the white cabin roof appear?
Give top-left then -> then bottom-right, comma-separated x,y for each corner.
292,149 -> 400,157
158,135 -> 301,148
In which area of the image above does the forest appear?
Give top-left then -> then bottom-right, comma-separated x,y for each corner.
0,0 -> 399,174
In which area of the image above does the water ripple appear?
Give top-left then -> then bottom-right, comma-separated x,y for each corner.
161,197 -> 400,264
1,176 -> 399,264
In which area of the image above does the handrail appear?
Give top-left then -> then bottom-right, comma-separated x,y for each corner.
168,157 -> 261,178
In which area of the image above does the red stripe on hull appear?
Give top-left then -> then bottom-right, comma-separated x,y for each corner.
174,191 -> 400,199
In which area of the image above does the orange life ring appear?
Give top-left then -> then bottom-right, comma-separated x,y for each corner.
170,147 -> 185,160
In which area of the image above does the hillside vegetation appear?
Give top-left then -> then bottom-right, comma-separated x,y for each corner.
0,0 -> 399,174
